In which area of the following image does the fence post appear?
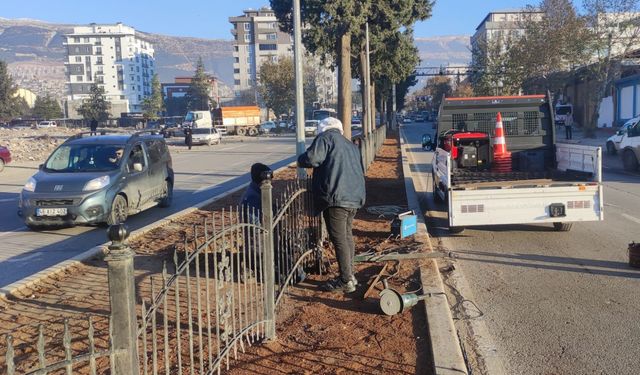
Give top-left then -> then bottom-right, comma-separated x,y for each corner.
105,225 -> 140,375
260,171 -> 277,340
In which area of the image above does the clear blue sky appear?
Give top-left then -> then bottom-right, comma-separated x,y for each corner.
1,0 -> 541,39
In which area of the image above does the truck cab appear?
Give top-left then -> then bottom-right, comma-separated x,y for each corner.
184,111 -> 213,128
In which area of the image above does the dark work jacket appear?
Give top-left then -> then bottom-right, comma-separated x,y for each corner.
240,182 -> 262,213
297,129 -> 366,213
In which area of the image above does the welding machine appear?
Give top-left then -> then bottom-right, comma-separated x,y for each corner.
441,130 -> 492,170
391,210 -> 417,238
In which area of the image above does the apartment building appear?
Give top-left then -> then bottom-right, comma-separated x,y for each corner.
65,23 -> 155,117
471,9 -> 543,52
229,7 -> 336,106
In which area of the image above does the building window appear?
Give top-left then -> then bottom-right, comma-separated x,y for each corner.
75,56 -> 82,62
244,23 -> 250,31
259,44 -> 277,51
84,37 -> 90,43
234,68 -> 240,74
131,75 -> 135,81
96,47 -> 102,55
121,95 -> 126,99
234,79 -> 241,85
234,57 -> 239,63
244,34 -> 251,43
267,33 -> 277,40
131,66 -> 134,71
138,95 -> 142,101
76,76 -> 83,82
247,56 -> 251,63
73,37 -> 80,43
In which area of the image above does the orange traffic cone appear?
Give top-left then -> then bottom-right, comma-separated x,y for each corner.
492,112 -> 512,173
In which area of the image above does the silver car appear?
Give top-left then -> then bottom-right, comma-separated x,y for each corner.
19,131 -> 174,229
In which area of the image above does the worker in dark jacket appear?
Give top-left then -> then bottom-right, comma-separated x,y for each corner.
298,117 -> 366,293
240,163 -> 272,224
90,118 -> 98,136
184,126 -> 193,150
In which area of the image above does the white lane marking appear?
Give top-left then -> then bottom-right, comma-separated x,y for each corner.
0,226 -> 28,238
621,213 -> 640,225
6,252 -> 42,263
0,198 -> 17,203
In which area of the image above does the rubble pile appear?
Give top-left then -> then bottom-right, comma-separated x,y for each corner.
0,128 -> 78,163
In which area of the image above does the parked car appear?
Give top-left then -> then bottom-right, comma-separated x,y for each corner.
161,124 -> 185,138
305,120 -> 320,136
37,121 -> 57,128
259,121 -> 277,134
191,127 -> 222,146
606,117 -> 638,155
613,118 -> 640,171
0,146 -> 11,172
19,131 -> 174,229
403,117 -> 413,124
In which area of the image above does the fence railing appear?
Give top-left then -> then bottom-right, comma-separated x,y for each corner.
354,124 -> 387,172
2,174 -> 324,375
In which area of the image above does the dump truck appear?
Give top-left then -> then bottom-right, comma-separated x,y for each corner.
425,94 -> 603,233
212,106 -> 261,136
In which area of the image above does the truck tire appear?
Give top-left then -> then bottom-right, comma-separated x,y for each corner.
449,226 -> 465,234
606,141 -> 616,155
623,149 -> 638,171
248,127 -> 258,136
432,178 -> 443,203
237,127 -> 247,136
553,222 -> 573,232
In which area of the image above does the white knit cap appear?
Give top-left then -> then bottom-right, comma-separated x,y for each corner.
318,117 -> 344,134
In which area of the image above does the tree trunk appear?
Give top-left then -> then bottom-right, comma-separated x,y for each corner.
338,32 -> 352,139
370,83 -> 376,133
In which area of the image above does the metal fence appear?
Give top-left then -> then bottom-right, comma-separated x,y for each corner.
2,125 -> 390,374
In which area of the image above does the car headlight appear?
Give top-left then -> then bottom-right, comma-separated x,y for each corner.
23,177 -> 37,192
83,175 -> 110,191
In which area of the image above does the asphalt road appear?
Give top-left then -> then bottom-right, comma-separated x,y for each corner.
0,135 -> 302,289
401,123 -> 640,375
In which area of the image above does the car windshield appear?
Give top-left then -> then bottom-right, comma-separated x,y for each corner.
192,128 -> 212,134
556,106 -> 571,115
44,144 -> 125,172
184,113 -> 195,122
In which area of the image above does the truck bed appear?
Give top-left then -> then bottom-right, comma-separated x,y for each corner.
451,169 -> 593,190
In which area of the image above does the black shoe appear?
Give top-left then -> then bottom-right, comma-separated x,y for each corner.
322,277 -> 356,293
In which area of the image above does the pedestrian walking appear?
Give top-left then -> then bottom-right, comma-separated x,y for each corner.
565,113 -> 574,140
297,117 -> 366,293
90,118 -> 98,136
184,126 -> 193,150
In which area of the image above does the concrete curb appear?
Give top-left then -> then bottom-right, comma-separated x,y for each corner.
398,133 -> 468,375
0,162 -> 295,301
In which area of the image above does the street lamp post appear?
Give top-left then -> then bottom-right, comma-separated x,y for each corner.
293,0 -> 306,179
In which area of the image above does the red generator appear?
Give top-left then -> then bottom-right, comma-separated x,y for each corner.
441,131 -> 492,170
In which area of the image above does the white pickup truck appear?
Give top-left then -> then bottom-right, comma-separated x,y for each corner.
427,94 -> 603,233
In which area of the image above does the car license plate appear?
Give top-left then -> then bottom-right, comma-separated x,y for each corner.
549,203 -> 566,218
36,208 -> 68,217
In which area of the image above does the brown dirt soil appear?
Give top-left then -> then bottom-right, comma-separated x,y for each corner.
0,131 -> 433,375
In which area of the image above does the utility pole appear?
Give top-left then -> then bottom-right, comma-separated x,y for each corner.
293,0 -> 306,179
392,84 -> 397,130
365,22 -> 372,136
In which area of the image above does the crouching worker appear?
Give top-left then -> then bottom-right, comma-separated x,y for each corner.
297,117 -> 366,294
239,163 -> 306,284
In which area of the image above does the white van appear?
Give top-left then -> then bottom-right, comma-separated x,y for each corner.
37,121 -> 57,128
191,127 -> 222,146
606,116 -> 638,155
616,119 -> 640,171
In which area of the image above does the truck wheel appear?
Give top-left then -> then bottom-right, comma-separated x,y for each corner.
107,195 -> 128,225
248,127 -> 258,136
237,128 -> 247,136
623,149 -> 639,171
449,226 -> 465,234
606,141 -> 616,155
432,178 -> 443,203
553,222 -> 573,232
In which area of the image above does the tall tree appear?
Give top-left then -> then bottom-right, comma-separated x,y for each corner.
32,94 -> 63,119
425,76 -> 453,109
186,57 -> 213,111
271,0 -> 371,137
470,36 -> 521,96
142,74 -> 164,120
582,0 -> 640,135
0,60 -> 22,121
77,83 -> 111,122
258,57 -> 296,117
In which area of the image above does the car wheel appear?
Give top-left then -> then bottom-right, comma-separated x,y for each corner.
107,194 -> 128,225
0,158 -> 4,172
606,141 -> 617,155
159,180 -> 173,208
248,127 -> 258,136
553,222 -> 573,232
623,149 -> 639,171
